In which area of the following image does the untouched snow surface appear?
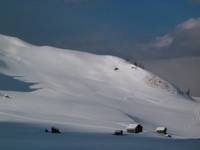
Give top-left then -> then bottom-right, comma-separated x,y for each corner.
0,34 -> 200,149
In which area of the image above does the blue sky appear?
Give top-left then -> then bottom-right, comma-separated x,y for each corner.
0,0 -> 200,59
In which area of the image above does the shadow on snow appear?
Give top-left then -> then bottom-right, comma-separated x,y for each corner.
0,73 -> 38,92
0,122 -> 199,150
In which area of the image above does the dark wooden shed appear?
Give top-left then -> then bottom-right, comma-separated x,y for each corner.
127,124 -> 143,133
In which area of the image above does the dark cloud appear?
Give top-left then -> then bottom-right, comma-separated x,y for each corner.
145,57 -> 200,96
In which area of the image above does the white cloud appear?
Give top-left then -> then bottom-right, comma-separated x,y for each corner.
153,34 -> 174,48
177,18 -> 200,30
137,17 -> 200,59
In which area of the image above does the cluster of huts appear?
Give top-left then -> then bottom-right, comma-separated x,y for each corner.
45,124 -> 171,137
114,123 -> 171,137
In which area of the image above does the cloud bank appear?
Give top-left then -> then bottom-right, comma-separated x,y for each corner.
142,17 -> 200,96
136,17 -> 200,60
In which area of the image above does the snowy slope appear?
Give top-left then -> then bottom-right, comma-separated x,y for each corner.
0,34 -> 200,139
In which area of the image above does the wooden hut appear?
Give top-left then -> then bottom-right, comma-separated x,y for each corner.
155,127 -> 167,135
127,124 -> 143,133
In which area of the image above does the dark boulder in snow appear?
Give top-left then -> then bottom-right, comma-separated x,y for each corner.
114,67 -> 119,71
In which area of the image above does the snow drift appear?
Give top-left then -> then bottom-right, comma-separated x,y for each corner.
0,34 -> 200,138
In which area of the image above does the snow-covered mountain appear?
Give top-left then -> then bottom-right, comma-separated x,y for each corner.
0,34 -> 200,140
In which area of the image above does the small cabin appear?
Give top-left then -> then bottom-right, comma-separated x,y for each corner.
51,127 -> 61,134
114,130 -> 123,136
155,127 -> 167,135
127,124 -> 143,133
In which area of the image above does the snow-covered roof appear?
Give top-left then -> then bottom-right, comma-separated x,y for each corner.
155,127 -> 166,131
127,124 -> 140,129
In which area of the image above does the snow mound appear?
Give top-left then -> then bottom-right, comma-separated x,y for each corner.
0,34 -> 200,138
